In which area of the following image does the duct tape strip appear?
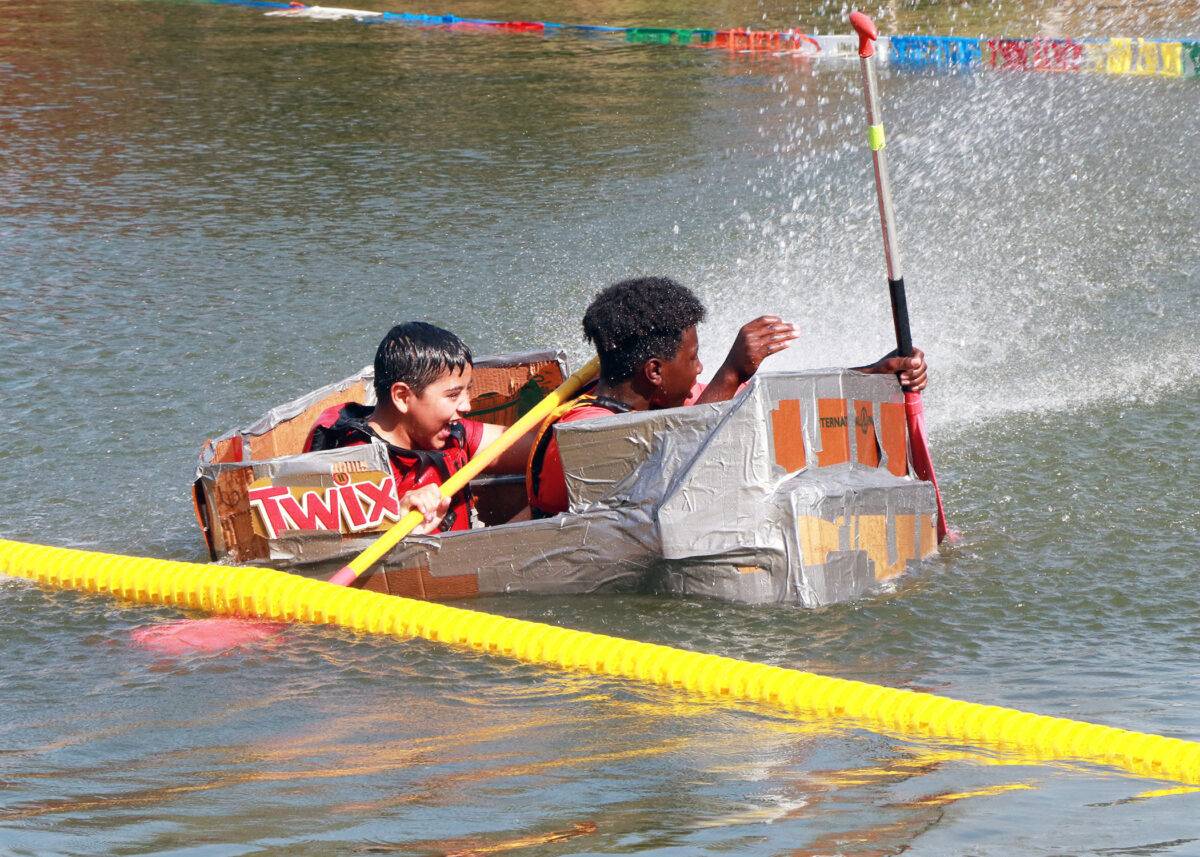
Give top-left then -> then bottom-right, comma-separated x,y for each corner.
3,537 -> 1199,785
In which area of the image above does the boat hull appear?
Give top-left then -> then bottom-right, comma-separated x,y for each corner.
194,355 -> 938,607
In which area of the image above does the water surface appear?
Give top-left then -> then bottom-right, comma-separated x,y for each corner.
2,1 -> 1198,853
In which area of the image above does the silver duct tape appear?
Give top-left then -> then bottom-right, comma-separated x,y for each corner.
559,404 -> 726,510
451,507 -> 656,595
195,443 -> 389,491
473,350 -> 566,370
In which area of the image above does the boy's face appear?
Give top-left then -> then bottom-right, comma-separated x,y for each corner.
396,365 -> 473,450
655,326 -> 703,409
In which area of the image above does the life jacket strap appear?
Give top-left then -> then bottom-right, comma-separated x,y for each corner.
525,393 -> 632,515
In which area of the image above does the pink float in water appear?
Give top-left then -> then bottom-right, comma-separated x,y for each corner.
131,617 -> 287,655
130,559 -> 365,654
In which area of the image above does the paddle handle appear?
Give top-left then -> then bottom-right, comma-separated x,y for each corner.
337,355 -> 601,579
889,278 -> 913,358
851,12 -> 950,542
851,11 -> 912,359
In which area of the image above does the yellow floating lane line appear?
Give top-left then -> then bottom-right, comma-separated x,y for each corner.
3,537 -> 1199,786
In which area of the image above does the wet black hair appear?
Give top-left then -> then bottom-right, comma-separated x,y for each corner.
582,276 -> 707,383
373,321 -> 473,400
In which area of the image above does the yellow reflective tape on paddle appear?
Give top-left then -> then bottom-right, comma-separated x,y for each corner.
867,123 -> 886,151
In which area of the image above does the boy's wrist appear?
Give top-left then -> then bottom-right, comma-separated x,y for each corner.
718,359 -> 750,386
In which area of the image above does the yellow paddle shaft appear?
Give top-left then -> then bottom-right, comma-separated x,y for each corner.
345,356 -> 600,576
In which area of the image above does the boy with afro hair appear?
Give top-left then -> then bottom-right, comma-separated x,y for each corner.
526,276 -> 926,517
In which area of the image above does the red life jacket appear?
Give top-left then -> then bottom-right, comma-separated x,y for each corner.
304,403 -> 483,533
525,393 -> 632,518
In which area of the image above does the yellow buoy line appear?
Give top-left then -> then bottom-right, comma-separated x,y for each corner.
2,537 -> 1197,786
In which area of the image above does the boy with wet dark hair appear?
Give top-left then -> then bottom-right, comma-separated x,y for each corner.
306,321 -> 531,534
372,320 -> 474,402
526,276 -> 926,517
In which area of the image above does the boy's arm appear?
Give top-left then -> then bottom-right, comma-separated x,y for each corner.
853,347 -> 928,391
695,316 -> 798,404
474,422 -> 538,475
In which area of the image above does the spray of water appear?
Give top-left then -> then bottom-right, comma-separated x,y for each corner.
690,63 -> 1199,433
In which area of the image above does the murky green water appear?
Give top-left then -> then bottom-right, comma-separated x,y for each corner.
2,1 -> 1199,853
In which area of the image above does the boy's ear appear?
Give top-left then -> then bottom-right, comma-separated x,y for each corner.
389,381 -> 414,414
643,357 -> 664,388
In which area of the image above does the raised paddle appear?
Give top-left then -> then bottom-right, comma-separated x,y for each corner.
849,11 -> 950,542
133,356 -> 601,654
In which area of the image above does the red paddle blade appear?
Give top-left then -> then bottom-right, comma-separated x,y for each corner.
326,565 -> 358,586
131,618 -> 286,655
129,564 -> 356,654
904,391 -> 952,543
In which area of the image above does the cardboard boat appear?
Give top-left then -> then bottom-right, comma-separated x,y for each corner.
193,350 -> 939,607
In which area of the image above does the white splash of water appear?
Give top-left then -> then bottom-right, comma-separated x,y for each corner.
691,65 -> 1200,434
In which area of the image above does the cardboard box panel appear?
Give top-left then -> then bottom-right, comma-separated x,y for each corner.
466,355 -> 567,427
249,379 -> 370,461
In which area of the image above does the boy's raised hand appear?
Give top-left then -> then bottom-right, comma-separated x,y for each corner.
696,316 -> 799,405
724,316 -> 799,382
401,484 -> 452,535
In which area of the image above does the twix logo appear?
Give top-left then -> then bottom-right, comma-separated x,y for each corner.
248,475 -> 401,539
